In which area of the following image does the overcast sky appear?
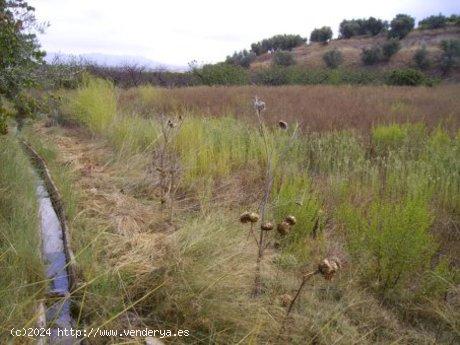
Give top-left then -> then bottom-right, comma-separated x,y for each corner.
30,0 -> 459,66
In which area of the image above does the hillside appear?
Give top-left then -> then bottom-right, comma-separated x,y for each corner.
251,27 -> 460,72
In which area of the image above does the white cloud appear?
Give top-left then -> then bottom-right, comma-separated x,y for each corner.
30,0 -> 459,66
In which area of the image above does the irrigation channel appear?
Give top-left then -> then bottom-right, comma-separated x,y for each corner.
22,142 -> 78,345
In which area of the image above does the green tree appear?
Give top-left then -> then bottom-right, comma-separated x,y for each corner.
310,26 -> 333,43
388,14 -> 415,39
0,0 -> 44,98
0,0 -> 44,133
225,49 -> 256,68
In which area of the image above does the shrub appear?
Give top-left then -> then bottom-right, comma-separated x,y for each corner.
250,34 -> 305,55
388,14 -> 415,39
195,63 -> 249,85
323,49 -> 343,68
225,49 -> 256,68
439,39 -> 460,74
447,14 -> 460,26
66,76 -> 117,133
382,39 -> 401,60
340,197 -> 436,293
418,14 -> 447,29
361,46 -> 382,65
413,45 -> 431,70
372,124 -> 408,154
273,50 -> 296,67
252,66 -> 289,86
310,26 -> 333,43
339,17 -> 387,38
387,68 -> 425,86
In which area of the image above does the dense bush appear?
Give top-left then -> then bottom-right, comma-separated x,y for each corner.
387,68 -> 425,86
194,63 -> 249,85
388,14 -> 415,39
225,49 -> 256,68
418,14 -> 447,29
250,34 -> 306,55
361,46 -> 382,65
310,26 -> 333,43
252,66 -> 290,86
340,197 -> 436,294
382,38 -> 401,60
447,14 -> 460,26
439,39 -> 460,74
413,46 -> 431,70
339,17 -> 388,38
272,50 -> 296,67
323,49 -> 343,68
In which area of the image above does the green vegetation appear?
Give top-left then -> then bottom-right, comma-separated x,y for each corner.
387,68 -> 426,86
250,34 -> 306,55
361,45 -> 382,65
382,38 -> 401,60
193,62 -> 249,85
272,50 -> 296,67
418,13 -> 448,29
339,17 -> 388,38
322,49 -> 343,68
413,45 -> 431,70
388,14 -> 415,39
0,0 -> 45,134
225,49 -> 256,68
309,26 -> 333,43
440,39 -> 460,74
0,135 -> 44,339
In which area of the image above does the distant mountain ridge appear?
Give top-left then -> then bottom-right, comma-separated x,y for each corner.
44,52 -> 187,72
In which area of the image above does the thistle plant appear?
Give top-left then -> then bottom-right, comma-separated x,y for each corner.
279,257 -> 342,337
152,114 -> 183,222
246,96 -> 301,297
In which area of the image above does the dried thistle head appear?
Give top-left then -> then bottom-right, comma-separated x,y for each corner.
249,212 -> 260,223
279,294 -> 293,307
277,221 -> 291,236
278,120 -> 288,130
284,215 -> 297,226
167,119 -> 175,128
240,212 -> 252,224
253,96 -> 266,112
318,257 -> 341,281
261,222 -> 274,231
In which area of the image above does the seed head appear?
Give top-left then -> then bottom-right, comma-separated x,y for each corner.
279,294 -> 293,307
284,215 -> 297,226
278,121 -> 288,130
318,257 -> 341,281
261,222 -> 274,231
277,221 -> 291,236
253,96 -> 266,112
248,212 -> 260,223
240,212 -> 252,224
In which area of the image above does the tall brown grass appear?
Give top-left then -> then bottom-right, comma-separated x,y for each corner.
119,85 -> 460,133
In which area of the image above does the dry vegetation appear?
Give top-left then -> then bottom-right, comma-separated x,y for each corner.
20,78 -> 460,344
119,84 -> 460,132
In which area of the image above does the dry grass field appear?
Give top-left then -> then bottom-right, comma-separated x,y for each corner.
119,84 -> 460,132
17,79 -> 460,344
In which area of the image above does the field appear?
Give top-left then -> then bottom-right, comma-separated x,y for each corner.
16,79 -> 460,344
